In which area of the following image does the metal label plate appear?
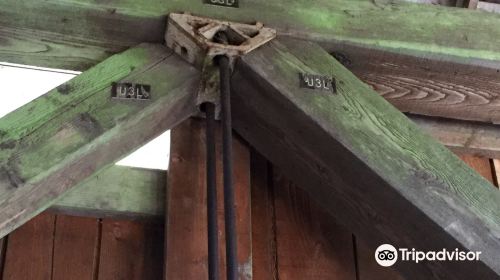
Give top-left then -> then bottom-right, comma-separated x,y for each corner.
203,0 -> 239,8
111,83 -> 151,100
299,73 -> 337,94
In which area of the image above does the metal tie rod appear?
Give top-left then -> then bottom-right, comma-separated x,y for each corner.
218,53 -> 238,280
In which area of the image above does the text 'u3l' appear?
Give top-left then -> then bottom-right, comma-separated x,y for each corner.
111,83 -> 151,100
300,73 -> 337,94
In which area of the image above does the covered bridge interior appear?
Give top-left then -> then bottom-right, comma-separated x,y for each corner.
0,0 -> 500,279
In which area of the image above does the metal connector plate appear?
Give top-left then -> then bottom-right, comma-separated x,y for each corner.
165,13 -> 276,119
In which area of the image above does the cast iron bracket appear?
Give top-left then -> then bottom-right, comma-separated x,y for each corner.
165,13 -> 276,118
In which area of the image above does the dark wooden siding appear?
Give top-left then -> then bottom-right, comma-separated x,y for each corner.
0,215 -> 163,280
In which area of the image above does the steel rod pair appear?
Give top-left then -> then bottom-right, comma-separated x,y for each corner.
204,53 -> 238,280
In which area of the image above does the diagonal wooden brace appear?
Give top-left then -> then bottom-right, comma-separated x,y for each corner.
0,44 -> 200,238
230,38 -> 500,279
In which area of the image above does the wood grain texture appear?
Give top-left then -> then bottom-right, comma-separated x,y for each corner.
273,170 -> 357,280
0,43 -> 198,239
164,119 -> 207,279
2,213 -> 56,280
97,220 -> 164,280
45,118 -> 500,220
410,115 -> 500,159
250,151 -> 278,279
47,118 -> 500,219
4,0 -> 500,132
0,25 -> 119,71
2,0 -> 500,70
165,119 -> 252,280
51,166 -> 166,219
231,38 -> 500,279
52,215 -> 100,280
354,149 -> 494,280
328,43 -> 500,124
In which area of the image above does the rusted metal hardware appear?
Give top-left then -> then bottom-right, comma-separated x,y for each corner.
165,13 -> 276,118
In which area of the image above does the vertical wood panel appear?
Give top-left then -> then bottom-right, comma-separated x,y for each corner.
98,220 -> 163,280
273,170 -> 356,280
0,238 -> 6,278
2,213 -> 56,280
165,119 -> 207,279
250,151 -> 278,279
52,216 -> 100,280
165,119 -> 252,279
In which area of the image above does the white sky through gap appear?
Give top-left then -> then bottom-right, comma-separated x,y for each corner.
0,62 -> 170,170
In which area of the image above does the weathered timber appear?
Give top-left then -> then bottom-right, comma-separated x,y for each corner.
231,39 -> 500,279
2,0 -> 500,70
0,43 -> 199,238
50,166 -> 166,219
45,115 -> 500,220
47,117 -> 500,221
410,115 -> 500,159
165,119 -> 252,280
329,44 -> 500,124
5,1 -> 500,127
478,1 -> 500,13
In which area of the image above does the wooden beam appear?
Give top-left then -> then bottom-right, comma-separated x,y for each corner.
49,166 -> 166,220
5,1 -> 500,128
2,0 -> 500,70
410,115 -> 500,159
329,43 -> 500,124
0,43 -> 199,238
45,116 -> 500,221
230,38 -> 500,279
477,1 -> 500,12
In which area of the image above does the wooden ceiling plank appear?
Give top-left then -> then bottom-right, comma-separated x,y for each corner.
2,0 -> 500,70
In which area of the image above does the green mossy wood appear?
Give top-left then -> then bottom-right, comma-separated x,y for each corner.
3,0 -> 500,129
1,0 -> 500,70
51,166 -> 166,219
0,43 -> 199,238
231,39 -> 500,279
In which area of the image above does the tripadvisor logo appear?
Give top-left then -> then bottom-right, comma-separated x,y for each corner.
375,244 -> 398,267
375,244 -> 481,267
